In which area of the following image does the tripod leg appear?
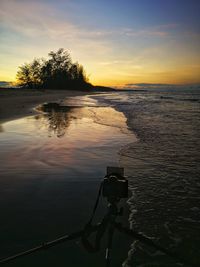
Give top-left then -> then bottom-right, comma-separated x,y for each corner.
0,228 -> 88,264
105,224 -> 115,267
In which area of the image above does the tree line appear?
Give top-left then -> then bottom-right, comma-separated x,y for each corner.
16,48 -> 91,90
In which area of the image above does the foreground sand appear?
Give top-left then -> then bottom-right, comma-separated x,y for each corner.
0,88 -> 87,123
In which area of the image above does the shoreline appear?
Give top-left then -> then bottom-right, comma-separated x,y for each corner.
0,88 -> 90,124
0,89 -> 132,266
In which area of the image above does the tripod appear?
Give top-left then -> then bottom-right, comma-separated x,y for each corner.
81,197 -> 121,267
0,198 -> 121,266
0,189 -> 196,267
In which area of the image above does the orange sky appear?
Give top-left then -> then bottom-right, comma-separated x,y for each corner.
0,0 -> 200,87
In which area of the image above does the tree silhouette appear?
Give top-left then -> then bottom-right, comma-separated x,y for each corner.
16,49 -> 90,90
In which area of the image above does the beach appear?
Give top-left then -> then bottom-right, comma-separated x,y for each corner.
0,87 -> 199,266
0,88 -> 88,123
0,88 -> 133,267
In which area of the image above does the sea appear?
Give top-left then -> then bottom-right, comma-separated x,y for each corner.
0,87 -> 199,267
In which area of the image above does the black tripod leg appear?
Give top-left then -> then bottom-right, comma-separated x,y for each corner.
0,228 -> 87,265
105,223 -> 115,267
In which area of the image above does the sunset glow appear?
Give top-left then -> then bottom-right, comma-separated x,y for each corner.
0,0 -> 199,87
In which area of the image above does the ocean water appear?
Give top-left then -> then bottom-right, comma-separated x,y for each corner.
93,87 -> 200,266
0,88 -> 199,266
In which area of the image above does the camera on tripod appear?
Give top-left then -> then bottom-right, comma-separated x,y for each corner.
102,167 -> 128,199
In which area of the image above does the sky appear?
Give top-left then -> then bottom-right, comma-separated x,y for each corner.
0,0 -> 200,87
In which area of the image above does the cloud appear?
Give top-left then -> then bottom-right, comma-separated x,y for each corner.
119,24 -> 179,38
0,0 -> 111,67
124,83 -> 177,89
0,0 -> 178,41
0,0 -> 114,41
156,24 -> 178,29
98,60 -> 142,68
0,0 -> 79,38
123,29 -> 168,37
127,83 -> 174,86
121,82 -> 200,89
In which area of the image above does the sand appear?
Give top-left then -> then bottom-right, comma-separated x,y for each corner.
0,88 -> 87,123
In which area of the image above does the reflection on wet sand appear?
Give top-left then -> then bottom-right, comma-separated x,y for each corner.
0,101 -> 136,175
36,103 -> 75,137
0,97 -> 137,267
35,102 -> 131,138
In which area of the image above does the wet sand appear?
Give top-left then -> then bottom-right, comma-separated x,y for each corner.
0,88 -> 87,123
0,93 -> 133,266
